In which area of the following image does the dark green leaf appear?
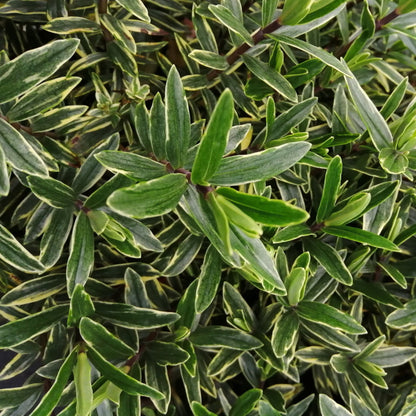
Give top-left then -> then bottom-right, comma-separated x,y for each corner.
229,389 -> 263,416
42,16 -> 101,34
146,341 -> 190,366
0,384 -> 42,410
386,299 -> 416,330
271,310 -> 299,357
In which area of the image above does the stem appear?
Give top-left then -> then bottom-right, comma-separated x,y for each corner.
97,0 -> 114,43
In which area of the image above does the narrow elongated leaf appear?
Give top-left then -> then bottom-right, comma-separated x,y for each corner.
262,0 -> 278,26
316,155 -> 342,223
351,279 -> 403,308
216,187 -> 309,226
189,49 -> 229,70
377,262 -> 407,288
303,237 -> 353,285
0,274 -> 65,306
280,0 -> 315,25
269,34 -> 350,76
94,302 -> 180,329
79,317 -> 135,360
386,299 -> 416,330
67,212 -> 94,296
0,141 -> 9,196
191,402 -> 217,416
0,38 -> 79,104
7,77 -> 81,122
31,105 -> 88,132
297,301 -> 366,334
146,341 -> 190,366
319,394 -> 353,416
0,118 -> 48,176
108,174 -> 188,218
31,349 -> 77,416
190,326 -> 263,350
0,304 -> 68,348
27,175 -> 75,209
271,310 -> 299,357
87,347 -> 163,399
145,360 -> 170,413
210,142 -> 311,186
95,151 -> 167,181
149,92 -> 166,160
195,245 -> 223,313
368,347 -> 416,368
0,223 -> 45,273
324,192 -> 370,226
343,65 -> 393,150
229,389 -> 263,416
42,16 -> 101,34
73,350 -> 93,416
0,384 -> 43,409
323,225 -> 400,251
115,0 -> 149,21
191,89 -> 234,185
165,66 -> 191,169
242,54 -> 297,102
208,4 -> 253,45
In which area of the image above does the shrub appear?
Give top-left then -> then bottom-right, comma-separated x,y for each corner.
0,0 -> 416,415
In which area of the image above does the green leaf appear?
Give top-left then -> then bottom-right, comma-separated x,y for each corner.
0,304 -> 68,348
0,273 -> 65,306
68,285 -> 95,327
208,4 -> 253,45
191,402 -> 217,416
286,267 -> 308,305
195,245 -> 223,313
146,341 -> 190,366
280,0 -> 315,25
324,192 -> 371,226
73,350 -> 93,416
386,299 -> 416,330
351,279 -> 403,308
165,65 -> 191,169
6,77 -> 81,122
297,301 -> 366,334
27,175 -> 75,209
262,0 -> 278,26
271,310 -> 299,357
67,212 -> 95,297
367,346 -> 416,368
379,148 -> 409,174
114,0 -> 149,21
0,38 -> 79,104
0,144 -> 9,196
30,348 -> 77,416
87,347 -> 163,399
210,142 -> 311,186
79,317 -> 135,361
144,360 -> 170,413
316,155 -> 342,223
229,389 -> 263,416
272,224 -> 315,243
0,223 -> 45,273
242,54 -> 298,102
343,65 -> 393,150
107,40 -> 137,77
108,174 -> 188,219
216,187 -> 309,226
189,49 -> 229,70
377,262 -> 407,288
0,384 -> 42,410
0,118 -> 48,176
303,237 -> 353,285
149,92 -> 167,161
191,89 -> 234,185
269,34 -> 350,76
190,326 -> 263,350
323,225 -> 400,251
94,301 -> 180,329
42,16 -> 101,34
319,394 -> 353,416
95,151 -> 167,181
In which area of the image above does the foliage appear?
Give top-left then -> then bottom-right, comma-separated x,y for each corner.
0,0 -> 416,415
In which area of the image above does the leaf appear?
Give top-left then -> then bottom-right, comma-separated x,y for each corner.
191,89 -> 234,185
114,0 -> 149,21
66,212 -> 95,297
271,310 -> 299,357
107,174 -> 188,218
280,0 -> 315,25
0,38 -> 79,104
208,4 -> 253,45
144,360 -> 170,413
229,389 -> 263,416
67,285 -> 95,327
242,54 -> 297,102
269,34 -> 350,76
30,349 -> 77,416
190,326 -> 263,350
272,224 -> 315,243
42,16 -> 101,34
191,402 -> 217,416
94,301 -> 180,329
0,304 -> 68,348
149,92 -> 167,161
73,350 -> 93,416
165,65 -> 191,169
146,341 -> 190,366
0,274 -> 65,306
297,301 -> 366,334
0,384 -> 42,410
386,299 -> 416,330
189,49 -> 229,70
319,394 -> 353,416
27,175 -> 75,209
0,118 -> 48,176
87,347 -> 163,399
6,77 -> 81,122
79,317 -> 135,361
262,0 -> 278,26
316,155 -> 342,223
210,142 -> 311,186
0,144 -> 9,196
195,245 -> 223,313
379,148 -> 409,174
216,187 -> 309,226
343,64 -> 393,150
323,225 -> 400,251
0,223 -> 45,273
377,262 -> 407,288
286,267 -> 308,305
351,279 -> 403,308
368,346 -> 416,368
95,151 -> 167,181
303,237 -> 353,285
